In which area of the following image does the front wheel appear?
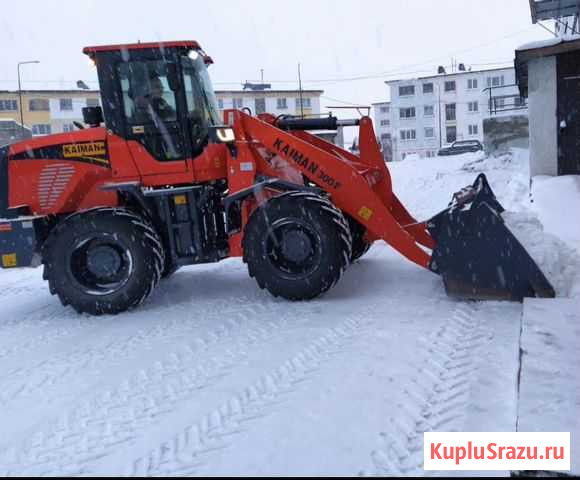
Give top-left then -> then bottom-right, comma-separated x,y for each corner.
346,215 -> 371,262
42,208 -> 164,315
243,191 -> 352,300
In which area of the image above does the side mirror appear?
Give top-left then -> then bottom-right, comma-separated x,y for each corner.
82,106 -> 104,127
167,63 -> 180,92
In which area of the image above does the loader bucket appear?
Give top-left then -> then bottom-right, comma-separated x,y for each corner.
427,174 -> 556,301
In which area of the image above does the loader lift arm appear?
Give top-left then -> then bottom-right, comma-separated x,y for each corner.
230,110 -> 434,270
227,109 -> 555,301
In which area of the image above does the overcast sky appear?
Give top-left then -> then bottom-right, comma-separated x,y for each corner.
1,0 -> 552,111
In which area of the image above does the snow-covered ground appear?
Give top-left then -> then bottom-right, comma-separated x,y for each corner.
0,149 -> 578,476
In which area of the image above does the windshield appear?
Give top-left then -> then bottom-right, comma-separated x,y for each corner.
181,52 -> 221,126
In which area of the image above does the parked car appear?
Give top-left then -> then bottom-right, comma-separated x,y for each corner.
438,140 -> 483,156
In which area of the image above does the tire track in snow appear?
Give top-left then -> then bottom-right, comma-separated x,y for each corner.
0,298 -> 276,407
366,302 -> 493,476
0,310 -> 287,475
0,304 -> 102,362
0,305 -> 375,476
124,311 -> 374,477
0,261 -> 242,362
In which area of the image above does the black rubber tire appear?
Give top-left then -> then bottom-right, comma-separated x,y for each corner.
346,215 -> 371,262
161,261 -> 181,279
42,208 -> 164,315
243,191 -> 352,300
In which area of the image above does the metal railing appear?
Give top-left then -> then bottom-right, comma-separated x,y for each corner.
483,84 -> 528,115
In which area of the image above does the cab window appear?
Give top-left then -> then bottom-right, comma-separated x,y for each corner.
118,60 -> 184,161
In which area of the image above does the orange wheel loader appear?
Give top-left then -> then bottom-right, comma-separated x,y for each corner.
0,41 -> 555,315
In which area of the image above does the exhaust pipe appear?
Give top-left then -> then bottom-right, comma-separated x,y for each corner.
276,116 -> 360,131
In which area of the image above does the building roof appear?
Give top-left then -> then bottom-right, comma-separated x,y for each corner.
371,101 -> 390,106
0,89 -> 100,95
83,41 -> 200,55
214,89 -> 323,95
515,35 -> 580,96
1,88 -> 320,96
529,0 -> 580,22
384,66 -> 515,85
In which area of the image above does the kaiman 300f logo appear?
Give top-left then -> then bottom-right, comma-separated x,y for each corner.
62,141 -> 109,166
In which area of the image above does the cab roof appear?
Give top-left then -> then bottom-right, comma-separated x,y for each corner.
83,41 -> 213,64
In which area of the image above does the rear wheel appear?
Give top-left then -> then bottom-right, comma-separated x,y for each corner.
243,191 -> 351,300
42,208 -> 164,315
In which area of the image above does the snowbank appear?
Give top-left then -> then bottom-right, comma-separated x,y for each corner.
519,298 -> 580,475
532,175 -> 580,253
389,148 -> 580,299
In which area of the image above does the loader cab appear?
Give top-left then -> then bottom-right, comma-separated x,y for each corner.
83,41 -> 221,166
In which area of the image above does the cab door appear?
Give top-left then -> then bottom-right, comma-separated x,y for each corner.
117,58 -> 190,178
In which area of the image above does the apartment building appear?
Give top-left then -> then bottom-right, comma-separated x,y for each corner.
215,89 -> 323,118
0,87 -> 322,141
386,67 -> 527,161
372,101 -> 392,161
0,89 -> 101,138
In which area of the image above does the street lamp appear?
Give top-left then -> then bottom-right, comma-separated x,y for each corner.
17,60 -> 40,130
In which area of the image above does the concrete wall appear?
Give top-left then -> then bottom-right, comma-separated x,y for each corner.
528,56 -> 558,176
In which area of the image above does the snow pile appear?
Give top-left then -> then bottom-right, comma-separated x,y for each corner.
389,148 -> 580,298
531,175 -> 580,253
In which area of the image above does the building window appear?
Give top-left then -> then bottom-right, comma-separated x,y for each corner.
468,124 -> 479,135
423,83 -> 434,94
380,119 -> 390,126
32,124 -> 51,135
399,107 -> 416,119
59,98 -> 73,111
62,123 -> 75,133
0,100 -> 18,111
380,106 -> 389,113
398,85 -> 415,96
29,98 -> 49,111
487,75 -> 505,87
296,97 -> 312,108
400,129 -> 416,141
468,101 -> 479,112
255,98 -> 266,114
218,98 -> 224,109
86,98 -> 100,107
445,103 -> 456,121
233,98 -> 243,109
446,126 -> 457,143
424,105 -> 434,116
277,98 -> 288,109
424,127 -> 435,138
444,81 -> 456,92
467,78 -> 478,89
381,133 -> 391,140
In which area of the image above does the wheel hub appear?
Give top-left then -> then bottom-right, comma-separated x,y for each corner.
281,229 -> 313,263
86,245 -> 123,279
265,219 -> 321,277
68,235 -> 133,295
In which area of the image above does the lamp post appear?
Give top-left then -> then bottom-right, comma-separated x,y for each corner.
17,60 -> 40,130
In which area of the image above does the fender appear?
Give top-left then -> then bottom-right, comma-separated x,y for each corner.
223,178 -> 321,234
